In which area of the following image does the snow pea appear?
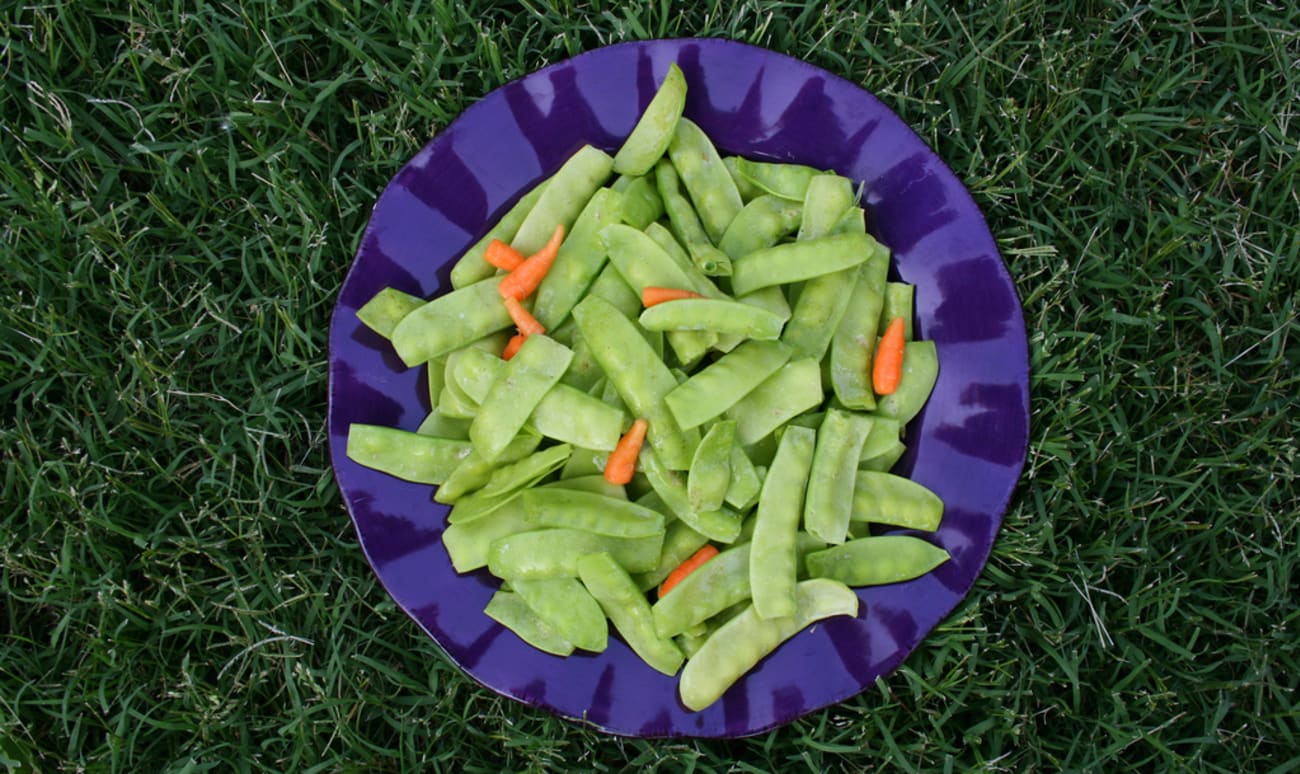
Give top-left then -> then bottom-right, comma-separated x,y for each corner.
796,173 -> 857,241
640,447 -> 743,543
803,409 -> 874,544
449,177 -> 551,289
638,298 -> 786,340
654,158 -> 733,277
345,424 -> 472,485
850,471 -> 944,531
446,443 -> 572,525
488,528 -> 663,579
511,145 -> 613,255
687,420 -> 735,512
829,249 -> 889,410
577,552 -> 685,676
664,340 -> 793,431
830,205 -> 866,236
749,425 -> 816,619
441,496 -> 534,572
416,408 -> 471,441
729,232 -> 875,296
437,377 -> 480,420
805,535 -> 950,586
732,157 -> 821,202
738,285 -> 793,322
616,175 -> 664,229
632,520 -> 710,591
390,276 -> 513,367
725,357 -> 823,447
532,187 -> 624,331
469,334 -> 573,462
612,62 -> 686,176
435,431 -> 542,503
677,578 -> 858,711
541,474 -> 625,500
572,295 -> 700,470
643,221 -> 693,273
519,489 -> 664,538
859,439 -> 907,472
724,442 -> 762,510
512,577 -> 608,652
585,262 -> 643,319
717,195 -> 802,261
484,590 -> 574,657
722,156 -> 762,202
667,117 -> 744,244
356,287 -> 423,338
881,282 -> 915,340
560,447 -> 607,480
873,340 -> 939,424
781,267 -> 858,361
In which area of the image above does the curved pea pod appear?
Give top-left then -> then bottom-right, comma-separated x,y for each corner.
600,222 -> 720,299
687,242 -> 733,277
653,542 -> 752,638
717,195 -> 803,261
829,251 -> 889,410
803,410 -> 874,545
511,145 -> 614,255
638,299 -> 786,340
749,425 -> 816,619
881,282 -> 915,340
830,206 -> 866,236
859,417 -> 901,460
654,158 -> 733,284
729,232 -> 875,296
441,496 -> 535,573
805,535 -> 950,586
641,447 -> 743,544
667,117 -> 744,244
724,443 -> 762,510
512,577 -> 608,653
616,175 -> 665,229
687,420 -> 735,513
874,340 -> 939,424
632,520 -> 710,591
520,489 -> 664,538
850,471 -> 944,531
664,340 -> 793,431
416,408 -> 471,441
484,590 -> 574,657
725,357 -> 824,447
572,295 -> 700,470
613,62 -> 687,176
541,474 -> 626,500
585,263 -> 643,319
390,277 -> 513,367
677,578 -> 859,711
732,157 -> 821,202
859,439 -> 907,472
532,187 -> 625,331
796,173 -> 857,241
723,156 -> 762,202
644,221 -> 693,273
578,552 -> 684,676
356,287 -> 424,338
435,431 -> 543,504
449,177 -> 550,289
561,447 -> 608,480
346,424 -> 472,485
488,528 -> 664,579
446,444 -> 572,525
469,335 -> 574,462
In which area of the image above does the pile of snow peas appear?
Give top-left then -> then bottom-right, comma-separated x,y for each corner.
346,63 -> 949,712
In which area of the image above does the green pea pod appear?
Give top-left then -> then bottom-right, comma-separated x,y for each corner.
613,62 -> 687,176
724,442 -> 762,510
655,159 -> 729,280
796,173 -> 857,241
805,535 -> 950,586
585,263 -> 643,319
345,424 -> 472,485
600,223 -> 721,299
678,578 -> 859,711
880,282 -> 915,340
638,298 -> 786,340
737,285 -> 792,321
732,157 -> 821,202
520,489 -> 664,538
532,187 -> 625,331
446,444 -> 573,525
859,439 -> 907,472
850,471 -> 944,531
782,267 -> 859,361
874,340 -> 939,424
723,156 -> 763,202
449,177 -> 551,289
830,206 -> 866,235
667,117 -> 744,243
718,195 -> 803,260
488,528 -> 664,579
560,330 -> 604,391
416,408 -> 471,441
725,357 -> 823,447
829,251 -> 889,410
652,541 -> 752,638
803,409 -> 874,544
561,447 -> 608,480
643,221 -> 693,274
356,287 -> 424,338
442,496 -> 535,573
469,335 -> 574,462
437,378 -> 480,419
664,340 -> 793,431
484,590 -> 575,657
512,577 -> 608,653
749,425 -> 816,619
577,552 -> 685,677
572,295 -> 700,470
435,431 -> 543,504
687,420 -> 735,512
541,474 -> 626,500
859,417 -> 901,460
616,175 -> 665,229
632,520 -> 710,591
511,145 -> 614,255
640,447 -> 743,543
391,277 -> 514,367
730,232 -> 876,296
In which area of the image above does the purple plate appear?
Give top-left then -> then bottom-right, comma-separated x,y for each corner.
328,38 -> 1029,738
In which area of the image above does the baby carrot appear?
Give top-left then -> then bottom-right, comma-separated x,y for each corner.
501,333 -> 526,360
499,224 -> 565,300
503,297 -> 546,336
872,316 -> 907,396
641,286 -> 704,307
483,239 -> 525,271
604,418 -> 648,485
658,544 -> 720,598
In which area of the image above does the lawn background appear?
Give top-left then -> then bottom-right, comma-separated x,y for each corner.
2,1 -> 1297,771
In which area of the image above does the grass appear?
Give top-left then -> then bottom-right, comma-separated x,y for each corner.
2,0 -> 1297,770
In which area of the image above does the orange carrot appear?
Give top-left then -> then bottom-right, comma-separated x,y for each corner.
498,223 -> 565,300
603,418 -> 648,485
503,296 -> 546,336
641,286 -> 704,307
658,545 -> 720,598
483,239 -> 525,271
872,316 -> 907,396
501,333 -> 526,360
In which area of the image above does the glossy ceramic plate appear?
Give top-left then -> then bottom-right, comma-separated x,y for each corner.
328,38 -> 1029,737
